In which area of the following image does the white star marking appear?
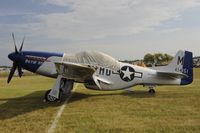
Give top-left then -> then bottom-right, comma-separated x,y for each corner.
121,67 -> 134,80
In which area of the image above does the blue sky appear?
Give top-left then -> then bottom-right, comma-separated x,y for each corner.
1,0 -> 200,65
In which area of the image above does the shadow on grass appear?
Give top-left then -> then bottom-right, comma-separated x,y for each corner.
0,90 -> 62,120
0,90 -> 155,120
70,90 -> 156,103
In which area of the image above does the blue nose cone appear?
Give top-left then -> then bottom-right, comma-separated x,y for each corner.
8,52 -> 16,61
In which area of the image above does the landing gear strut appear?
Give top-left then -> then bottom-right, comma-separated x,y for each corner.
44,75 -> 74,102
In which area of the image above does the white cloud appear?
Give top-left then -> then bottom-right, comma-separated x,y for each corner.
157,28 -> 181,33
1,0 -> 200,65
29,0 -> 200,40
41,0 -> 71,6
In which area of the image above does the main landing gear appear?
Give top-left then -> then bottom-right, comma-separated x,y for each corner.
44,75 -> 74,102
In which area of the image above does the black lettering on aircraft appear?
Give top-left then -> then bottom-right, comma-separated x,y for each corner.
112,71 -> 120,75
99,67 -> 105,75
99,67 -> 119,76
106,69 -> 111,76
177,56 -> 184,65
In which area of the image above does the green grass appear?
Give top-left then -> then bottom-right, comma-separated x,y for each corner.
0,69 -> 200,133
0,76 -> 62,133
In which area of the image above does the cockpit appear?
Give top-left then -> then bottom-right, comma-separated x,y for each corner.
63,51 -> 120,70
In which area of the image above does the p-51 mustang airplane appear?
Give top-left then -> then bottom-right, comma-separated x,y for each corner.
7,33 -> 193,102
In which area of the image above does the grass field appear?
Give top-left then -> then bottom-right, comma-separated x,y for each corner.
0,69 -> 200,133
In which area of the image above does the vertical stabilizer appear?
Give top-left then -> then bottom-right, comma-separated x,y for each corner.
158,50 -> 193,85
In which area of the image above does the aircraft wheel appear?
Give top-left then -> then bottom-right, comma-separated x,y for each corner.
148,89 -> 155,94
44,90 -> 60,102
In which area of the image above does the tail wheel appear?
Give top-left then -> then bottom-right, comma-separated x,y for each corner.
148,85 -> 156,94
44,90 -> 60,102
148,89 -> 155,93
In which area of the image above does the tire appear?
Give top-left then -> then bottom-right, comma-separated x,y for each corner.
44,90 -> 60,102
148,89 -> 155,94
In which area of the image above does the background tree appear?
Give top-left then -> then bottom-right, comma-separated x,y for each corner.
163,54 -> 173,64
143,53 -> 154,66
154,53 -> 164,65
143,53 -> 173,66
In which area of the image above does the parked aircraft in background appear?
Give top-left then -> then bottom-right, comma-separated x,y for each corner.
7,33 -> 193,102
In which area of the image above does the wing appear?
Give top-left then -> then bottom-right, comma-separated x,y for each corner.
54,61 -> 113,89
54,62 -> 95,82
156,70 -> 188,79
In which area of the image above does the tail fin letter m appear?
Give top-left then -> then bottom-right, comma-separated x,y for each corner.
177,56 -> 184,65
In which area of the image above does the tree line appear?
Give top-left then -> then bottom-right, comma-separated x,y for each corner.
143,53 -> 173,67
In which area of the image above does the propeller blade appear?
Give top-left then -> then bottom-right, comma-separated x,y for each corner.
8,33 -> 24,83
19,36 -> 25,52
12,33 -> 18,54
7,62 -> 17,83
17,64 -> 22,77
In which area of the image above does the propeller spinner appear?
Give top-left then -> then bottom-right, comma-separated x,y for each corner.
7,33 -> 25,83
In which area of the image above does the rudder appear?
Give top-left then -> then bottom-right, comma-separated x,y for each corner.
180,51 -> 193,85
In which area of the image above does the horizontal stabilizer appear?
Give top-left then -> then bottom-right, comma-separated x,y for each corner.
156,71 -> 188,79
